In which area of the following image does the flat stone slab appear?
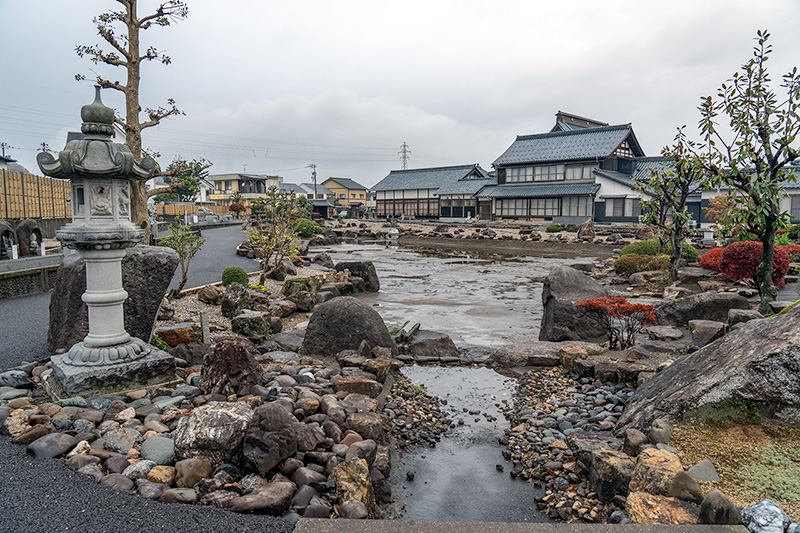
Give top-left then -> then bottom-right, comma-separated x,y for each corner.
295,519 -> 748,533
51,342 -> 175,395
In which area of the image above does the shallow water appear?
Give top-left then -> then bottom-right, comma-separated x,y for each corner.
389,366 -> 547,522
321,243 -> 594,347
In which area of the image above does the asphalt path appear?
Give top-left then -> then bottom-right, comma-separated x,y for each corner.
0,225 -> 292,533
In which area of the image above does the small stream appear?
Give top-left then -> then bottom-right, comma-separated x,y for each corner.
319,242 -> 602,521
389,366 -> 546,522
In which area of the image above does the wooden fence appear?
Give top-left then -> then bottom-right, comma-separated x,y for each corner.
153,204 -> 229,216
0,169 -> 71,220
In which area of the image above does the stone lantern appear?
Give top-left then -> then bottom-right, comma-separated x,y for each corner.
38,87 -> 174,394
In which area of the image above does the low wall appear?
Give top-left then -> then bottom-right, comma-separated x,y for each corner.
0,254 -> 63,299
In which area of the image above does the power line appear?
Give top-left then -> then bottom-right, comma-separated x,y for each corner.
398,141 -> 411,169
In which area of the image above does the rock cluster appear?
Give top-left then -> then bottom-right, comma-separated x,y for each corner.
383,375 -> 452,449
1,350 -> 402,521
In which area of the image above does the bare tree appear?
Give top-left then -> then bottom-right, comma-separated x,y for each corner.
76,0 -> 189,238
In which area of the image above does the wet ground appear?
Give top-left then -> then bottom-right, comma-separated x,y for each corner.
388,366 -> 546,522
315,243 -> 607,522
320,243 -> 595,348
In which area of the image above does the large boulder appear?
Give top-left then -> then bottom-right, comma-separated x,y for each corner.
334,262 -> 380,292
399,330 -> 459,359
301,297 -> 397,356
199,337 -> 262,396
173,401 -> 253,468
539,266 -> 608,342
617,305 -> 800,433
654,292 -> 750,327
48,246 -> 179,353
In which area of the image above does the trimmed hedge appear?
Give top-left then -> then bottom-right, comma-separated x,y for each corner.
546,224 -> 563,233
721,241 -> 790,286
294,218 -> 321,238
699,247 -> 725,273
614,253 -> 670,277
788,224 -> 800,242
620,239 -> 699,263
222,266 -> 249,287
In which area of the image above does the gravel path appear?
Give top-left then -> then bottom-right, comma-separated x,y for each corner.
0,437 -> 293,533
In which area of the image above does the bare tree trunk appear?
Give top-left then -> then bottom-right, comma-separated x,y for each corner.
758,225 -> 778,314
668,231 -> 682,283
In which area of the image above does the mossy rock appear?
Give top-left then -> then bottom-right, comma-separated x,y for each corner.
283,277 -> 318,297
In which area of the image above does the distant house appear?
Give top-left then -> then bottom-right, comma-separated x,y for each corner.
209,173 -> 283,208
299,182 -> 335,202
0,154 -> 17,171
372,164 -> 490,219
278,182 -> 306,197
322,177 -> 368,206
483,111 -> 646,224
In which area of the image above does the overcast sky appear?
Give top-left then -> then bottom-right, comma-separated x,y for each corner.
1,0 -> 798,187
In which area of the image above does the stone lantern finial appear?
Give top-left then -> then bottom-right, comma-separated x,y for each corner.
81,86 -> 116,138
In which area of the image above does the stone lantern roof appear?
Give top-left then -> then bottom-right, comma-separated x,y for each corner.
37,86 -> 156,180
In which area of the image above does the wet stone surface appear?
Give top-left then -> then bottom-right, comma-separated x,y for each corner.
387,366 -> 547,523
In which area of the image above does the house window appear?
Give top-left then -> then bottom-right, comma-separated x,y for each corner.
624,198 -> 641,218
531,197 -> 560,216
534,164 -> 565,182
506,167 -> 533,183
225,181 -> 232,191
792,196 -> 800,221
565,165 -> 597,181
563,196 -> 591,216
498,199 -> 527,216
351,193 -> 356,198
215,182 -> 222,191
605,198 -> 625,218
360,193 -> 364,199
339,194 -> 346,199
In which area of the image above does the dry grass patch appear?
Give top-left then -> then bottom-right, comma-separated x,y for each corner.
672,421 -> 800,520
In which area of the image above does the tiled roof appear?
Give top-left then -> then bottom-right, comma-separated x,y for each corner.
371,164 -> 488,192
493,124 -> 643,166
435,177 -> 496,196
278,183 -> 306,194
325,177 -> 367,190
595,169 -> 636,187
301,183 -> 333,195
478,182 -> 600,198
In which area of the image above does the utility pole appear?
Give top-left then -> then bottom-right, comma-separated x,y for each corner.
398,142 -> 411,170
307,163 -> 317,199
38,142 -> 52,153
0,142 -> 16,158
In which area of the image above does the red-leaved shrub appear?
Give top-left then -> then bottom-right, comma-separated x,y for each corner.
778,244 -> 800,262
699,247 -> 725,273
574,296 -> 655,350
721,240 -> 790,286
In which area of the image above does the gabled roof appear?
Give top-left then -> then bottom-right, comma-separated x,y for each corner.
550,111 -> 609,132
371,164 -> 488,192
324,177 -> 367,190
594,169 -> 636,188
493,124 -> 645,167
0,155 -> 16,164
278,183 -> 306,194
300,183 -> 333,195
478,181 -> 600,198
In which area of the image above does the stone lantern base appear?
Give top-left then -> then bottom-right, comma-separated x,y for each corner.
51,337 -> 175,395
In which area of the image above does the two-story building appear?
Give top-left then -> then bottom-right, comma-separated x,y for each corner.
322,177 -> 368,207
482,111 -> 646,224
209,173 -> 283,208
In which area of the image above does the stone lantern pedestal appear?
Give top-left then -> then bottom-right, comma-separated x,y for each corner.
38,87 -> 174,395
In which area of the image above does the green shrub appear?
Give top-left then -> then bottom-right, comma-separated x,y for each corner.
546,224 -> 563,233
294,218 -> 321,238
776,232 -> 790,246
614,253 -> 670,277
222,266 -> 249,287
620,239 -> 699,262
149,335 -> 169,351
788,224 -> 800,242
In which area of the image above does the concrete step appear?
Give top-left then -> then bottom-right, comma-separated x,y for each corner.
295,519 -> 748,533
